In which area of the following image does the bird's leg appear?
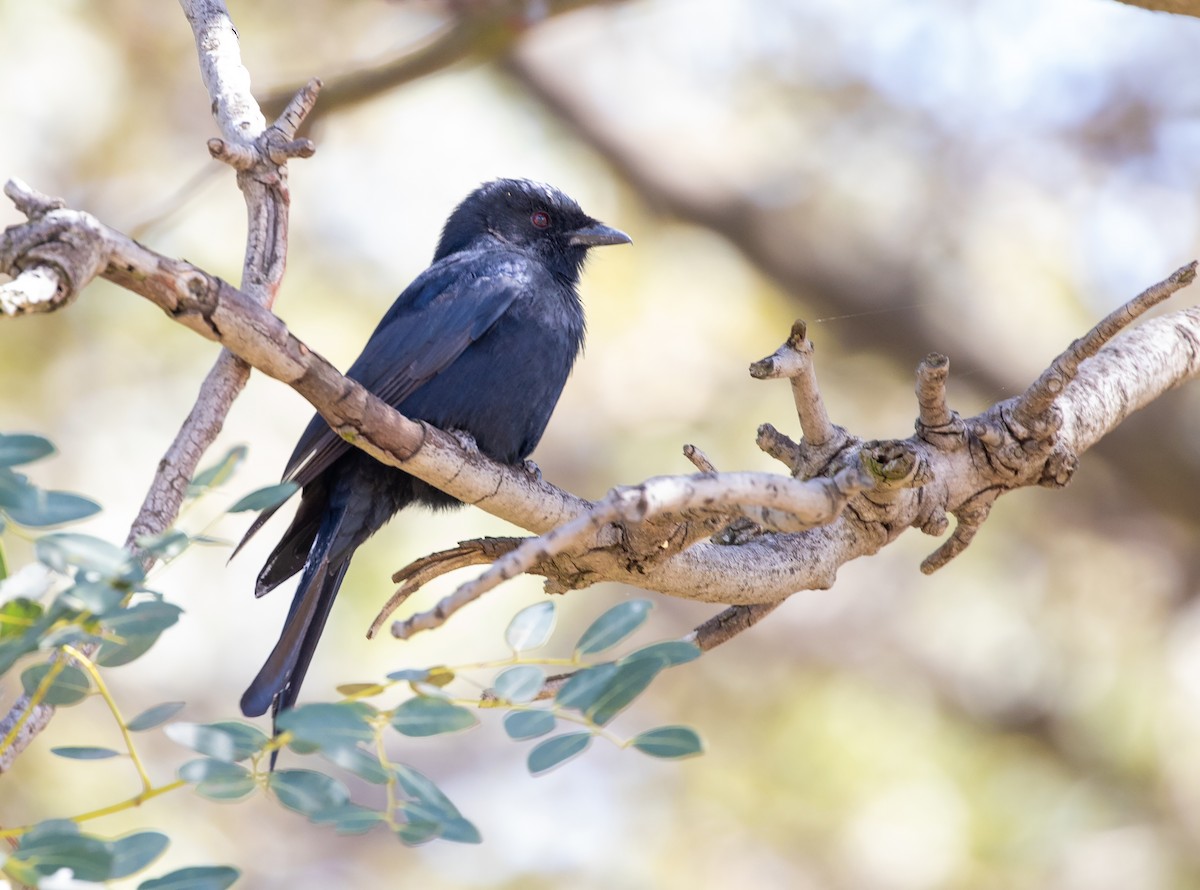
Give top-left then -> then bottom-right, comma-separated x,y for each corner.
522,458 -> 543,482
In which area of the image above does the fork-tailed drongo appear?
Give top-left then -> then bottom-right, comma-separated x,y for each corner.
237,179 -> 630,720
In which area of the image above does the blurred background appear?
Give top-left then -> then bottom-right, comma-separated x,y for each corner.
3,0 -> 1200,886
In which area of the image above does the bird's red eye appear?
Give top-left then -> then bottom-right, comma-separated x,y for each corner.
530,210 -> 551,229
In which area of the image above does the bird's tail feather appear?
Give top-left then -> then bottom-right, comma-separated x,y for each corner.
239,504 -> 349,720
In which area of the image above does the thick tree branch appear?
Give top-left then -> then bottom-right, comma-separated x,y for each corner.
3,193 -> 1195,650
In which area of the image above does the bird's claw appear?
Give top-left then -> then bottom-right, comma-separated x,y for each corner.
449,428 -> 479,453
522,458 -> 543,482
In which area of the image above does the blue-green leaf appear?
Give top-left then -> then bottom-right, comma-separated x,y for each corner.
386,668 -> 431,683
60,579 -> 126,615
391,764 -> 459,814
389,697 -> 477,737
585,657 -> 664,726
135,530 -> 191,561
492,665 -> 544,703
0,433 -> 55,467
503,709 -> 556,741
227,482 -> 298,514
505,601 -> 556,651
269,769 -> 350,817
126,701 -> 186,732
554,663 -> 619,712
310,803 -> 385,835
178,758 -> 256,801
138,865 -> 241,890
319,744 -> 390,785
108,831 -> 170,879
13,824 -> 112,881
630,725 -> 704,759
36,533 -> 135,580
95,601 -> 183,667
50,746 -> 120,760
164,721 -> 266,763
20,662 -> 91,705
276,701 -> 375,752
395,818 -> 440,846
575,599 -> 652,655
188,446 -> 247,497
6,489 -> 102,528
527,732 -> 593,776
439,817 -> 482,845
620,640 -> 701,668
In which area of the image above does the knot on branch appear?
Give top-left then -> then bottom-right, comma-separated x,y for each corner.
208,78 -> 322,171
0,186 -> 108,316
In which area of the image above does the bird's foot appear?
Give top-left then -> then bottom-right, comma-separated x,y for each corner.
448,428 -> 479,453
522,458 -> 543,482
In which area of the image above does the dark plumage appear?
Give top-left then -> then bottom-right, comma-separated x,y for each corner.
238,179 -> 629,720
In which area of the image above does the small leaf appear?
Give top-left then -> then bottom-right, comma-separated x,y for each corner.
126,701 -> 186,732
575,599 -> 652,655
492,665 -> 544,703
395,818 -> 440,846
386,668 -> 431,683
138,865 -> 241,890
389,697 -> 477,737
36,534 -> 135,580
163,722 -> 269,762
631,725 -> 704,759
59,579 -> 126,615
6,489 -> 102,528
585,657 -> 665,726
13,825 -> 112,881
503,709 -> 556,741
439,817 -> 483,845
0,433 -> 55,467
108,831 -> 170,879
95,601 -> 183,667
50,746 -> 121,760
187,446 -> 247,496
621,640 -> 701,668
21,663 -> 91,706
0,632 -> 42,676
505,601 -> 556,651
391,764 -> 459,814
275,701 -> 375,752
554,663 -> 619,712
310,803 -> 385,835
135,530 -> 191,561
227,482 -> 298,514
269,769 -> 351,818
319,744 -> 390,785
336,682 -> 386,698
178,758 -> 256,801
0,597 -> 42,640
527,732 -> 592,776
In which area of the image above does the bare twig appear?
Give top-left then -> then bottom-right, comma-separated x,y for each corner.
391,463 -> 876,640
368,537 -> 524,638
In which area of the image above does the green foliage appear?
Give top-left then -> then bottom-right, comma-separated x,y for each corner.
0,431 -> 706,884
1,821 -> 176,886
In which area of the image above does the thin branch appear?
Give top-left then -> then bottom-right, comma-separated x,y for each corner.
0,0 -> 318,774
391,463 -> 876,640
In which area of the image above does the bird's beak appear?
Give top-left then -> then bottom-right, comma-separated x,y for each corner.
569,223 -> 632,248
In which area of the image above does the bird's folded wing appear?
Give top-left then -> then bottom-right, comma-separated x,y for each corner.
235,252 -> 531,553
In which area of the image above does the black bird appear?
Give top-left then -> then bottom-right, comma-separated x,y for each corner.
238,179 -> 629,719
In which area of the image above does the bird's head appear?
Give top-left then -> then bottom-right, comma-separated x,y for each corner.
434,179 -> 630,280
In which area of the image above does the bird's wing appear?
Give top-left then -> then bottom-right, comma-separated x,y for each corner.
235,252 -> 530,551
